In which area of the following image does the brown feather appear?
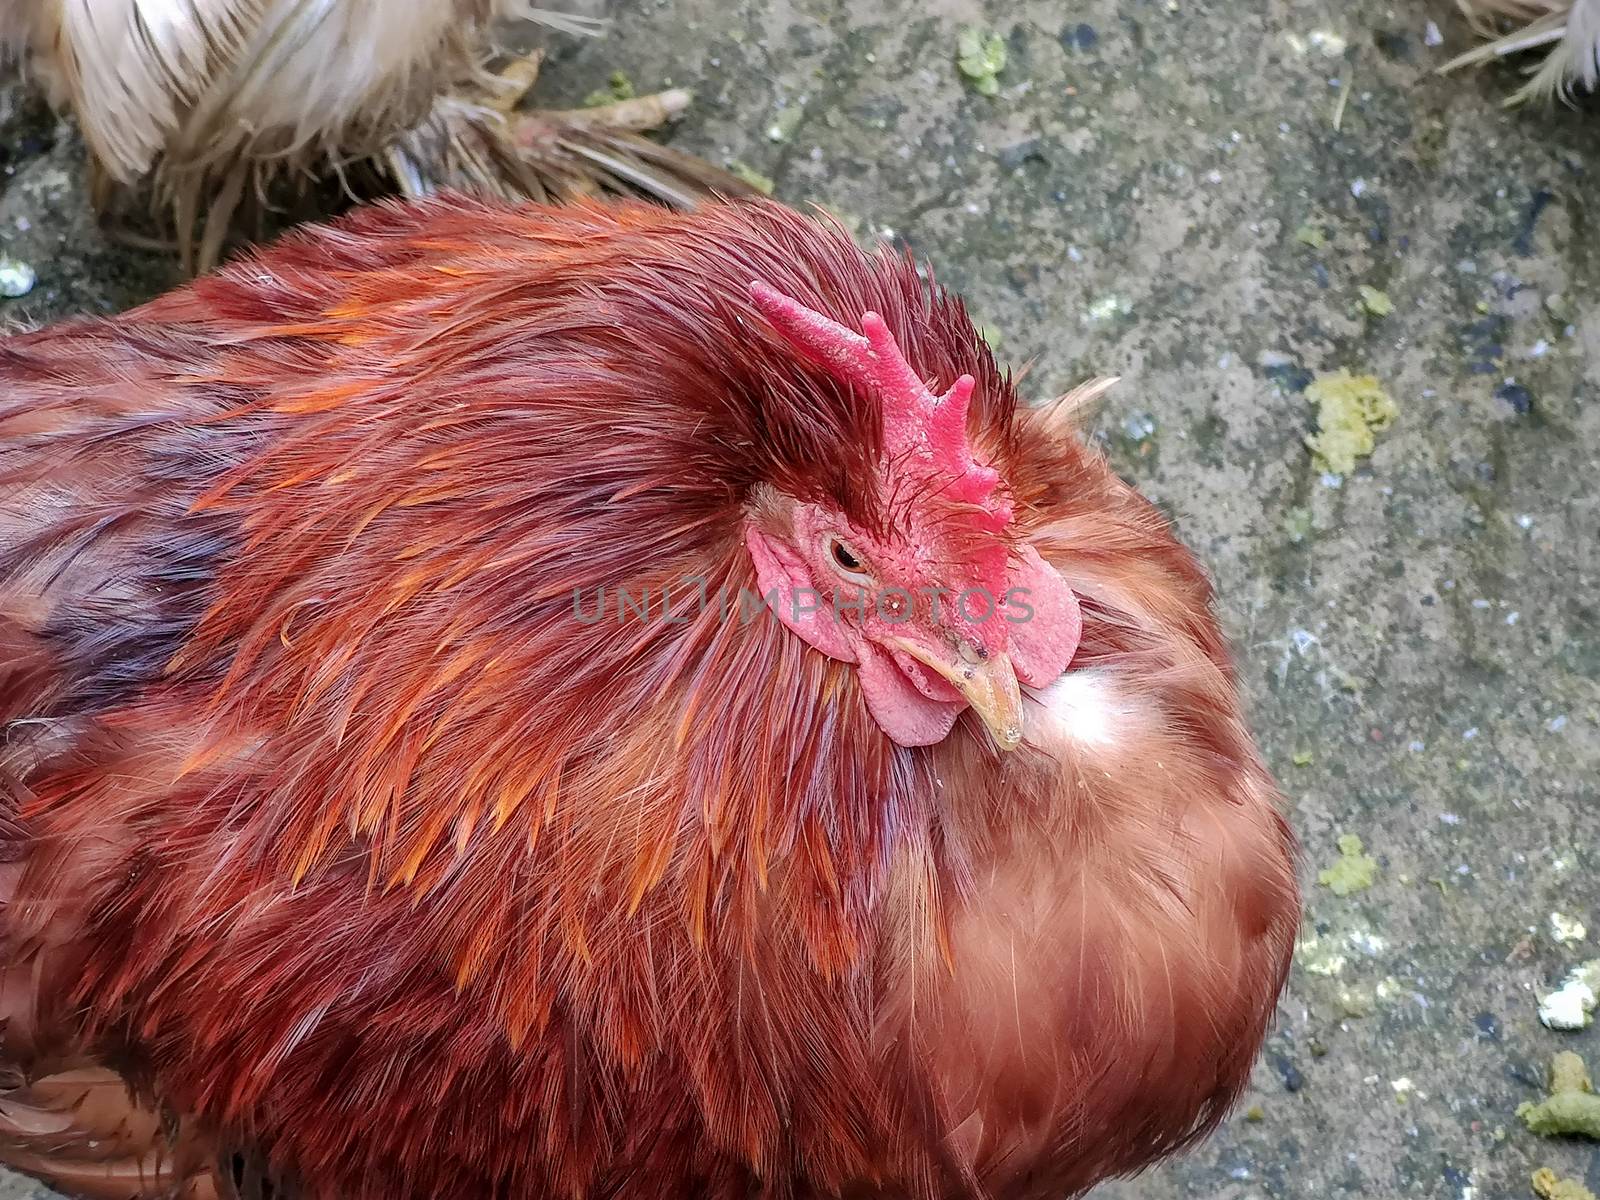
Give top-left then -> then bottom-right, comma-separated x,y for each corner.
0,196 -> 1298,1200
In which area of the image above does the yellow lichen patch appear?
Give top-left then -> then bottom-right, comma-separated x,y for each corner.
1304,370 -> 1398,475
1358,285 -> 1394,317
1295,222 -> 1327,249
1317,834 -> 1378,896
1533,1168 -> 1597,1200
584,70 -> 636,107
727,161 -> 776,195
1519,1052 -> 1600,1139
956,28 -> 1007,96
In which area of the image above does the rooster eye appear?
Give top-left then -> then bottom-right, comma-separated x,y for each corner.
824,535 -> 872,583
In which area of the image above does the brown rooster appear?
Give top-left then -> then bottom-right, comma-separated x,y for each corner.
1439,0 -> 1600,99
0,1 -> 754,271
0,195 -> 1300,1200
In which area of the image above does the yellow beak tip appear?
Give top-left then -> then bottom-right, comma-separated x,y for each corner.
886,636 -> 1024,751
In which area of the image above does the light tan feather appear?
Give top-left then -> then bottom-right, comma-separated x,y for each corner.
1441,0 -> 1600,102
1035,375 -> 1121,439
48,0 -> 503,182
16,0 -> 749,272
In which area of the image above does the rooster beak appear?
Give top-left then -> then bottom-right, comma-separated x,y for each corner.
888,638 -> 1024,751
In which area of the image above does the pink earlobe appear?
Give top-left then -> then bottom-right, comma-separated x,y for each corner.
1006,544 -> 1082,687
743,525 -> 858,663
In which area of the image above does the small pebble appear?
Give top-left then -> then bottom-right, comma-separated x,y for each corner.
1549,913 -> 1586,944
1279,1061 -> 1305,1092
1086,295 -> 1131,322
1495,380 -> 1533,415
1065,22 -> 1098,50
1309,30 -> 1348,56
0,257 -> 36,299
1121,411 -> 1157,441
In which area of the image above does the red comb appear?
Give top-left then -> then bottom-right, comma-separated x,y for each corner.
747,281 -> 1008,525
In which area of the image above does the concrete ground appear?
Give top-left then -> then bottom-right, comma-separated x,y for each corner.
1,0 -> 1598,1197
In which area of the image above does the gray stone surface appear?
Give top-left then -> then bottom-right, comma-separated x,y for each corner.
1,0 -> 1598,1197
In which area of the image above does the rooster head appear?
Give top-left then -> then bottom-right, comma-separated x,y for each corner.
742,281 -> 1081,752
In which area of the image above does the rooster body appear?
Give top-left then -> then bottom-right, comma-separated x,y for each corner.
0,1 -> 750,270
0,197 -> 1298,1200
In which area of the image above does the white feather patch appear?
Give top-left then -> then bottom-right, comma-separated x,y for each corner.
1026,669 -> 1126,750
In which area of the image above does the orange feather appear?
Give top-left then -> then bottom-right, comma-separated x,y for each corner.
0,195 -> 1298,1200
